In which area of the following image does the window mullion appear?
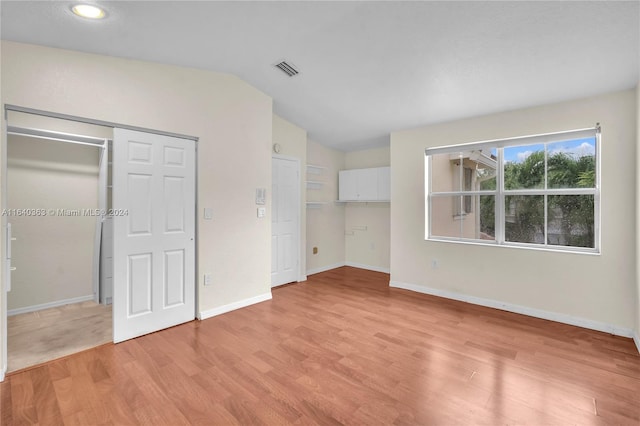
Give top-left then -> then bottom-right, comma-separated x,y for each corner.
544,193 -> 548,246
458,154 -> 463,238
425,154 -> 431,240
497,148 -> 505,244
544,144 -> 548,246
595,128 -> 601,252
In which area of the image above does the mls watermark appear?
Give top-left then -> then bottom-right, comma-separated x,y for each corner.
1,208 -> 129,217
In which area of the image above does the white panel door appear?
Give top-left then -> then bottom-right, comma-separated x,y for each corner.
271,157 -> 299,287
112,128 -> 195,343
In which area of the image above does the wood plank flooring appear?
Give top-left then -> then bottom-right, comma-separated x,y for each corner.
7,301 -> 112,373
2,266 -> 639,425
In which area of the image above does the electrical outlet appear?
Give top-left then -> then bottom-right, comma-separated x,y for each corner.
431,259 -> 439,269
313,247 -> 318,254
204,274 -> 212,286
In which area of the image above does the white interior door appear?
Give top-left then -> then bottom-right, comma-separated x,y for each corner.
112,128 -> 195,343
271,156 -> 299,287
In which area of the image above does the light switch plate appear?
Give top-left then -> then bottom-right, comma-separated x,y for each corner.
257,207 -> 266,218
204,208 -> 213,220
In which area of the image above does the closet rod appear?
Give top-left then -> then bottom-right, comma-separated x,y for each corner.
7,126 -> 107,149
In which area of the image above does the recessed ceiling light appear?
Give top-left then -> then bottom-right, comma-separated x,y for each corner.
71,4 -> 106,19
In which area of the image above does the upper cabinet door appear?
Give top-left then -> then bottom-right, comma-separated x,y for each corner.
357,168 -> 378,200
339,167 -> 390,201
339,169 -> 358,201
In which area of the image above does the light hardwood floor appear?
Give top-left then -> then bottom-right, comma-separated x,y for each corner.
2,267 -> 639,425
7,300 -> 112,373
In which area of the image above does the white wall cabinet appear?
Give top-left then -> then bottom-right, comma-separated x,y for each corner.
339,166 -> 390,202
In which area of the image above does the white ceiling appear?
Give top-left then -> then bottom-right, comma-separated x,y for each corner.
1,1 -> 638,151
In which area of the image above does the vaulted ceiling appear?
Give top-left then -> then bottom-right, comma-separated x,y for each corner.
2,1 -> 638,151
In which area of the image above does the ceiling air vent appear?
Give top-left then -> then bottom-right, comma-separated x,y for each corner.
274,60 -> 300,77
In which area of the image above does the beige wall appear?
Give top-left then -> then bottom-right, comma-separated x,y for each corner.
1,42 -> 4,376
345,146 -> 390,169
7,135 -> 99,310
0,39 -> 274,374
344,147 -> 390,272
391,89 -> 637,333
272,114 -> 307,279
636,82 -> 640,345
306,139 -> 345,273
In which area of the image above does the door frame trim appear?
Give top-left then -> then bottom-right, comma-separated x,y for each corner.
271,154 -> 302,286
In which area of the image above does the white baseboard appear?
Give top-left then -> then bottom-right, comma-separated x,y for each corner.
198,292 -> 272,320
8,294 -> 95,317
306,262 -> 346,276
298,275 -> 308,282
306,262 -> 391,276
345,261 -> 390,274
634,331 -> 640,355
389,280 -> 635,338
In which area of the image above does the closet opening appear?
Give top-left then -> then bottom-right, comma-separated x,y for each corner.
1,105 -> 199,379
4,111 -> 112,373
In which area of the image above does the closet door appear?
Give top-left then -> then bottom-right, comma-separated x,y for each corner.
271,156 -> 300,287
112,128 -> 195,343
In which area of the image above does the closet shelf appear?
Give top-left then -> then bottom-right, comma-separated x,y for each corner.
306,181 -> 323,190
306,202 -> 326,209
306,164 -> 326,175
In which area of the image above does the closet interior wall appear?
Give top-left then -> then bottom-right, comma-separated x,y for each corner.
6,112 -> 111,313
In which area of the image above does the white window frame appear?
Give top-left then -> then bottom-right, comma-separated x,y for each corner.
425,126 -> 601,254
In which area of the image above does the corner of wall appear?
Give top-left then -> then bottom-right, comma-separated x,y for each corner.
343,146 -> 391,272
390,280 -> 636,338
636,82 -> 640,349
199,291 -> 272,320
0,84 -> 6,383
305,139 -> 346,272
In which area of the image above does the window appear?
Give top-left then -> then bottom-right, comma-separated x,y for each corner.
452,165 -> 473,216
425,126 -> 600,252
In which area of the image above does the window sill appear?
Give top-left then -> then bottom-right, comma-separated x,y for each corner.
426,236 -> 600,256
